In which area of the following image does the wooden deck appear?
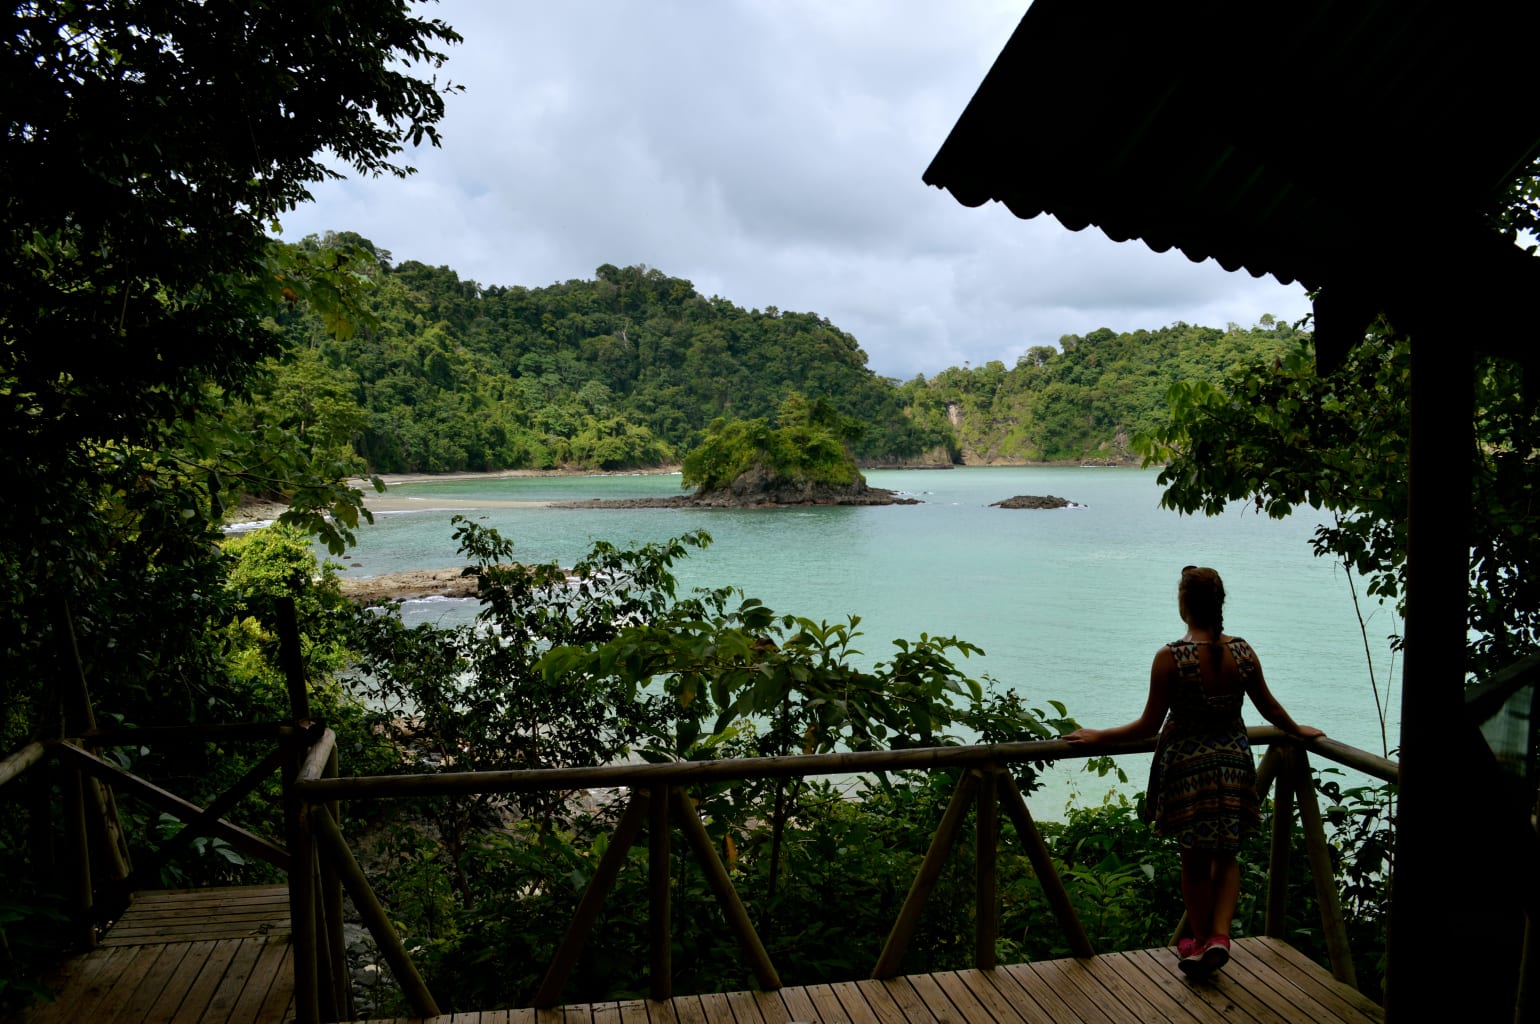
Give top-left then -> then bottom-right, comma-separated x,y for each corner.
11,888 -> 1383,1024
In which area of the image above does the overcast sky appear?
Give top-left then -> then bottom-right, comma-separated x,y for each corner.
278,0 -> 1311,380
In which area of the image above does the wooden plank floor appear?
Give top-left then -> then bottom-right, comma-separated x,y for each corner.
12,885 -> 295,1024
360,938 -> 1382,1024
9,886 -> 1382,1024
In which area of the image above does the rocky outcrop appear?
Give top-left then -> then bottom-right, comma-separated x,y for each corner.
989,494 -> 1083,509
338,568 -> 478,604
859,444 -> 957,470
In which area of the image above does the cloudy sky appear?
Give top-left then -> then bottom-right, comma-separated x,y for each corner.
279,0 -> 1311,380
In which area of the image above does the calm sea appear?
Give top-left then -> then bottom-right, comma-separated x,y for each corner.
334,467 -> 1401,811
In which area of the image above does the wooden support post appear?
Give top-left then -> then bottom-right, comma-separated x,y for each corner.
28,756 -> 55,894
287,765 -> 320,1024
310,804 -> 441,1018
874,770 -> 979,978
1292,749 -> 1357,988
1264,746 -> 1294,939
56,601 -> 133,888
276,596 -> 311,723
996,771 -> 1094,958
63,764 -> 95,949
975,768 -> 999,970
1254,743 -> 1282,798
670,787 -> 781,991
321,744 -> 350,1022
535,790 -> 651,1007
648,784 -> 672,1002
1387,326 -> 1474,1020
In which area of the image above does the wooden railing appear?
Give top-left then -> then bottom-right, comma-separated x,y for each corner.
279,726 -> 1396,1022
0,596 -> 1400,1023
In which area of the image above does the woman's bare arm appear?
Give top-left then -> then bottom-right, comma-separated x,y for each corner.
1065,647 -> 1175,747
1243,651 -> 1325,739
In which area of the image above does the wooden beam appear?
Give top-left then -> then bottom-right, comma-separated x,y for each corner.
1387,325 -> 1474,1021
1264,746 -> 1294,940
0,741 -> 46,789
874,770 -> 979,978
975,768 -> 999,970
1292,750 -> 1356,988
997,771 -> 1094,958
295,727 -> 1382,804
534,790 -> 650,1008
80,722 -> 294,747
670,787 -> 781,991
310,804 -> 441,1018
649,784 -> 672,1002
52,742 -> 289,870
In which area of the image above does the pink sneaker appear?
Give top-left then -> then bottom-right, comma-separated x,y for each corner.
1177,937 -> 1196,958
1200,935 -> 1231,973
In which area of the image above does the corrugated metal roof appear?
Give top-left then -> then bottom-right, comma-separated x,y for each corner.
925,0 -> 1540,308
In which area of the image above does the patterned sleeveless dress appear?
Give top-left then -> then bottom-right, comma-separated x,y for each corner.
1149,638 -> 1262,849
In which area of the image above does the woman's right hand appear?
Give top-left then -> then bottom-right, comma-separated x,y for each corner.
1064,728 -> 1102,746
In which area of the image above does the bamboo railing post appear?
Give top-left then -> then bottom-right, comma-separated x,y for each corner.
28,755 -> 55,894
874,769 -> 980,978
275,596 -> 311,724
1292,749 -> 1357,988
63,761 -> 94,948
310,804 -> 441,1017
996,771 -> 1095,958
56,602 -> 133,889
321,744 -> 351,1022
648,784 -> 672,1001
669,787 -> 781,991
976,767 -> 999,970
535,790 -> 652,1007
1261,746 -> 1293,938
286,749 -> 320,1024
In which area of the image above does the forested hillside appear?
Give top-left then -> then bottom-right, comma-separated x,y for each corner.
263,234 -> 950,473
258,233 -> 1304,473
896,319 -> 1304,464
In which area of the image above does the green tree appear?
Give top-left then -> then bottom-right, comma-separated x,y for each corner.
1,0 -> 459,741
1136,328 -> 1540,680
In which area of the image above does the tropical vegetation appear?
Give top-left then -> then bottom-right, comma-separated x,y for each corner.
0,0 -> 1429,1013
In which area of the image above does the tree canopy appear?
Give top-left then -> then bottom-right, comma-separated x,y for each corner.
1137,327 -> 1540,681
1,1 -> 460,749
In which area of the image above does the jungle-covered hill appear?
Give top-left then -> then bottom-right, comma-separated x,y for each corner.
258,232 -> 1303,474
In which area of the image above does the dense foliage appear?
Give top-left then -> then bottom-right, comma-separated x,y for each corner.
681,394 -> 865,493
265,249 -> 951,472
0,1 -> 458,755
1137,329 -> 1540,680
259,240 -> 1310,475
331,526 -> 1391,1012
896,319 -> 1303,464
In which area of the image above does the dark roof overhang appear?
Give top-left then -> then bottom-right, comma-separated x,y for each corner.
924,0 -> 1540,367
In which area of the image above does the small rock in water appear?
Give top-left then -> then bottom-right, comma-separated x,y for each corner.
989,494 -> 1081,510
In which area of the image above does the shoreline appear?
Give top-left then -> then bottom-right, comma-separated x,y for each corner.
231,460 -> 1141,523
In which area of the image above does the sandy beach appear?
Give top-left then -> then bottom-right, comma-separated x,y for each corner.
228,466 -> 684,522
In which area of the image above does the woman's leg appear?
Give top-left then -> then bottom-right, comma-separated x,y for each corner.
1209,850 -> 1240,939
1179,849 -> 1216,942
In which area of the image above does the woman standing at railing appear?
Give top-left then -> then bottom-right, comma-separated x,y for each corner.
1065,565 -> 1323,979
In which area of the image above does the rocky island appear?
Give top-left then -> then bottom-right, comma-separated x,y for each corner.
555,463 -> 916,509
990,494 -> 1083,509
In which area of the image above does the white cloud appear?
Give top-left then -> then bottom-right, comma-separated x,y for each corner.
280,0 -> 1310,378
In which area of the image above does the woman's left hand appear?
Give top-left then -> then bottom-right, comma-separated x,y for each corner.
1064,728 -> 1102,746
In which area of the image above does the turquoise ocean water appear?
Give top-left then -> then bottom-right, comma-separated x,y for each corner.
332,467 -> 1400,812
